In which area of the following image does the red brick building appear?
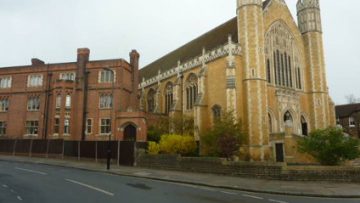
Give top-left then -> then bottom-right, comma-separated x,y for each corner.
336,103 -> 360,138
0,48 -> 146,141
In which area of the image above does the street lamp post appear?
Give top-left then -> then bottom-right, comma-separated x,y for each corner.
103,68 -> 115,170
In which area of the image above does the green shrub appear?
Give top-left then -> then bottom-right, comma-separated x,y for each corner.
298,127 -> 360,165
201,112 -> 246,158
159,134 -> 197,156
147,141 -> 160,155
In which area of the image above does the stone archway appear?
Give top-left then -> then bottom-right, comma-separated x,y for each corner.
123,124 -> 137,142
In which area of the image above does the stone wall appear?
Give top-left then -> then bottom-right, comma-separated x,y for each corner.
137,154 -> 360,182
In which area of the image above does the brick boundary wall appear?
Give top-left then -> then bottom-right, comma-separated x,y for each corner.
136,154 -> 360,182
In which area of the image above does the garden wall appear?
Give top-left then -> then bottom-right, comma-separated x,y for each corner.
137,154 -> 360,182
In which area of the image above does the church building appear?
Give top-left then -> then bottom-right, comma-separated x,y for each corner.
139,0 -> 336,162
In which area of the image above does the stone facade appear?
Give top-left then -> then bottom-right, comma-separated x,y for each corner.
139,0 -> 335,163
0,49 -> 146,142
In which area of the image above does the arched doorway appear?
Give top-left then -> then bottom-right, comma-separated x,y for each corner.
123,124 -> 137,141
301,116 -> 308,136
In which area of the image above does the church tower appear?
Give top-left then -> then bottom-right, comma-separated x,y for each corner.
237,0 -> 270,161
297,0 -> 330,129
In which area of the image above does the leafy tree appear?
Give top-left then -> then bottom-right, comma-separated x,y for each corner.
298,127 -> 360,165
147,117 -> 169,143
201,112 -> 246,159
170,114 -> 194,136
345,94 -> 360,104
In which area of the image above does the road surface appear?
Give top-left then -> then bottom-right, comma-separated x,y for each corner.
0,161 -> 359,203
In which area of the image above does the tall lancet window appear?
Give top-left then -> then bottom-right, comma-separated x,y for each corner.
265,21 -> 302,89
186,73 -> 198,110
164,82 -> 173,114
147,89 -> 156,113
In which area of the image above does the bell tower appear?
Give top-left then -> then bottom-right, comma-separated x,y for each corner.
297,0 -> 330,129
237,0 -> 270,161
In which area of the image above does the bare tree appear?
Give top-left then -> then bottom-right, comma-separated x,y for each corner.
345,94 -> 360,104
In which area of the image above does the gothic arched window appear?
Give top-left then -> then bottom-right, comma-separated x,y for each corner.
284,111 -> 293,123
301,116 -> 308,136
212,105 -> 221,122
186,74 -> 198,110
147,89 -> 156,113
164,82 -> 173,114
265,21 -> 302,89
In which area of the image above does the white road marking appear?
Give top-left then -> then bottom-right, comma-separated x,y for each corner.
65,179 -> 114,196
221,191 -> 238,195
242,194 -> 264,200
269,199 -> 288,203
17,196 -> 23,201
2,184 -> 8,188
15,167 -> 47,175
10,189 -> 16,193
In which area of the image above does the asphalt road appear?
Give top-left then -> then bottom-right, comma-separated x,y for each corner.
0,161 -> 359,203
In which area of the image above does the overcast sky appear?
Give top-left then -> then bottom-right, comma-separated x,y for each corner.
0,0 -> 359,104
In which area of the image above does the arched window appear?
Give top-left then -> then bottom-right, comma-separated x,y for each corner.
301,116 -> 308,136
265,21 -> 301,89
147,89 -> 156,113
165,82 -> 173,114
284,111 -> 293,123
212,105 -> 221,122
186,74 -> 198,110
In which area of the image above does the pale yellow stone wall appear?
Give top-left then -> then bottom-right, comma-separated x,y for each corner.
141,0 -> 335,163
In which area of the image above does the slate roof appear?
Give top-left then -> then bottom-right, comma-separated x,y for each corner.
336,103 -> 360,118
139,0 -> 272,81
139,17 -> 238,80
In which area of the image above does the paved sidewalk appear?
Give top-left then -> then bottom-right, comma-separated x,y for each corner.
1,155 -> 360,198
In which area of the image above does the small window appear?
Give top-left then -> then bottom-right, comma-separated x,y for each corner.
100,118 -> 111,134
212,105 -> 221,122
25,121 -> 39,135
349,117 -> 356,127
27,96 -> 40,111
60,72 -> 76,81
0,98 -> 9,112
99,94 -> 113,109
99,70 -> 115,83
56,95 -> 61,109
27,75 -> 43,87
86,119 -> 92,134
65,95 -> 71,109
64,119 -> 70,135
54,118 -> 60,134
0,77 -> 12,89
0,121 -> 6,136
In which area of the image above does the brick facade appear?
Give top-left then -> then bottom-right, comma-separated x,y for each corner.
336,103 -> 360,138
0,48 -> 146,141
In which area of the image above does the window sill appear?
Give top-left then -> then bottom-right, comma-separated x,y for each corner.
99,133 -> 111,136
24,134 -> 38,137
27,110 -> 40,112
63,134 -> 70,136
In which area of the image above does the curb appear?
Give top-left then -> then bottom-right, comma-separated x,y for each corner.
1,156 -> 360,199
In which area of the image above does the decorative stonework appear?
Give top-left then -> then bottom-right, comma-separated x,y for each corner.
237,0 -> 262,9
297,0 -> 322,33
140,42 -> 241,89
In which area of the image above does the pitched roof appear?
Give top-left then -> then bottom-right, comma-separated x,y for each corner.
139,17 -> 238,80
336,103 -> 360,118
139,1 -> 274,81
